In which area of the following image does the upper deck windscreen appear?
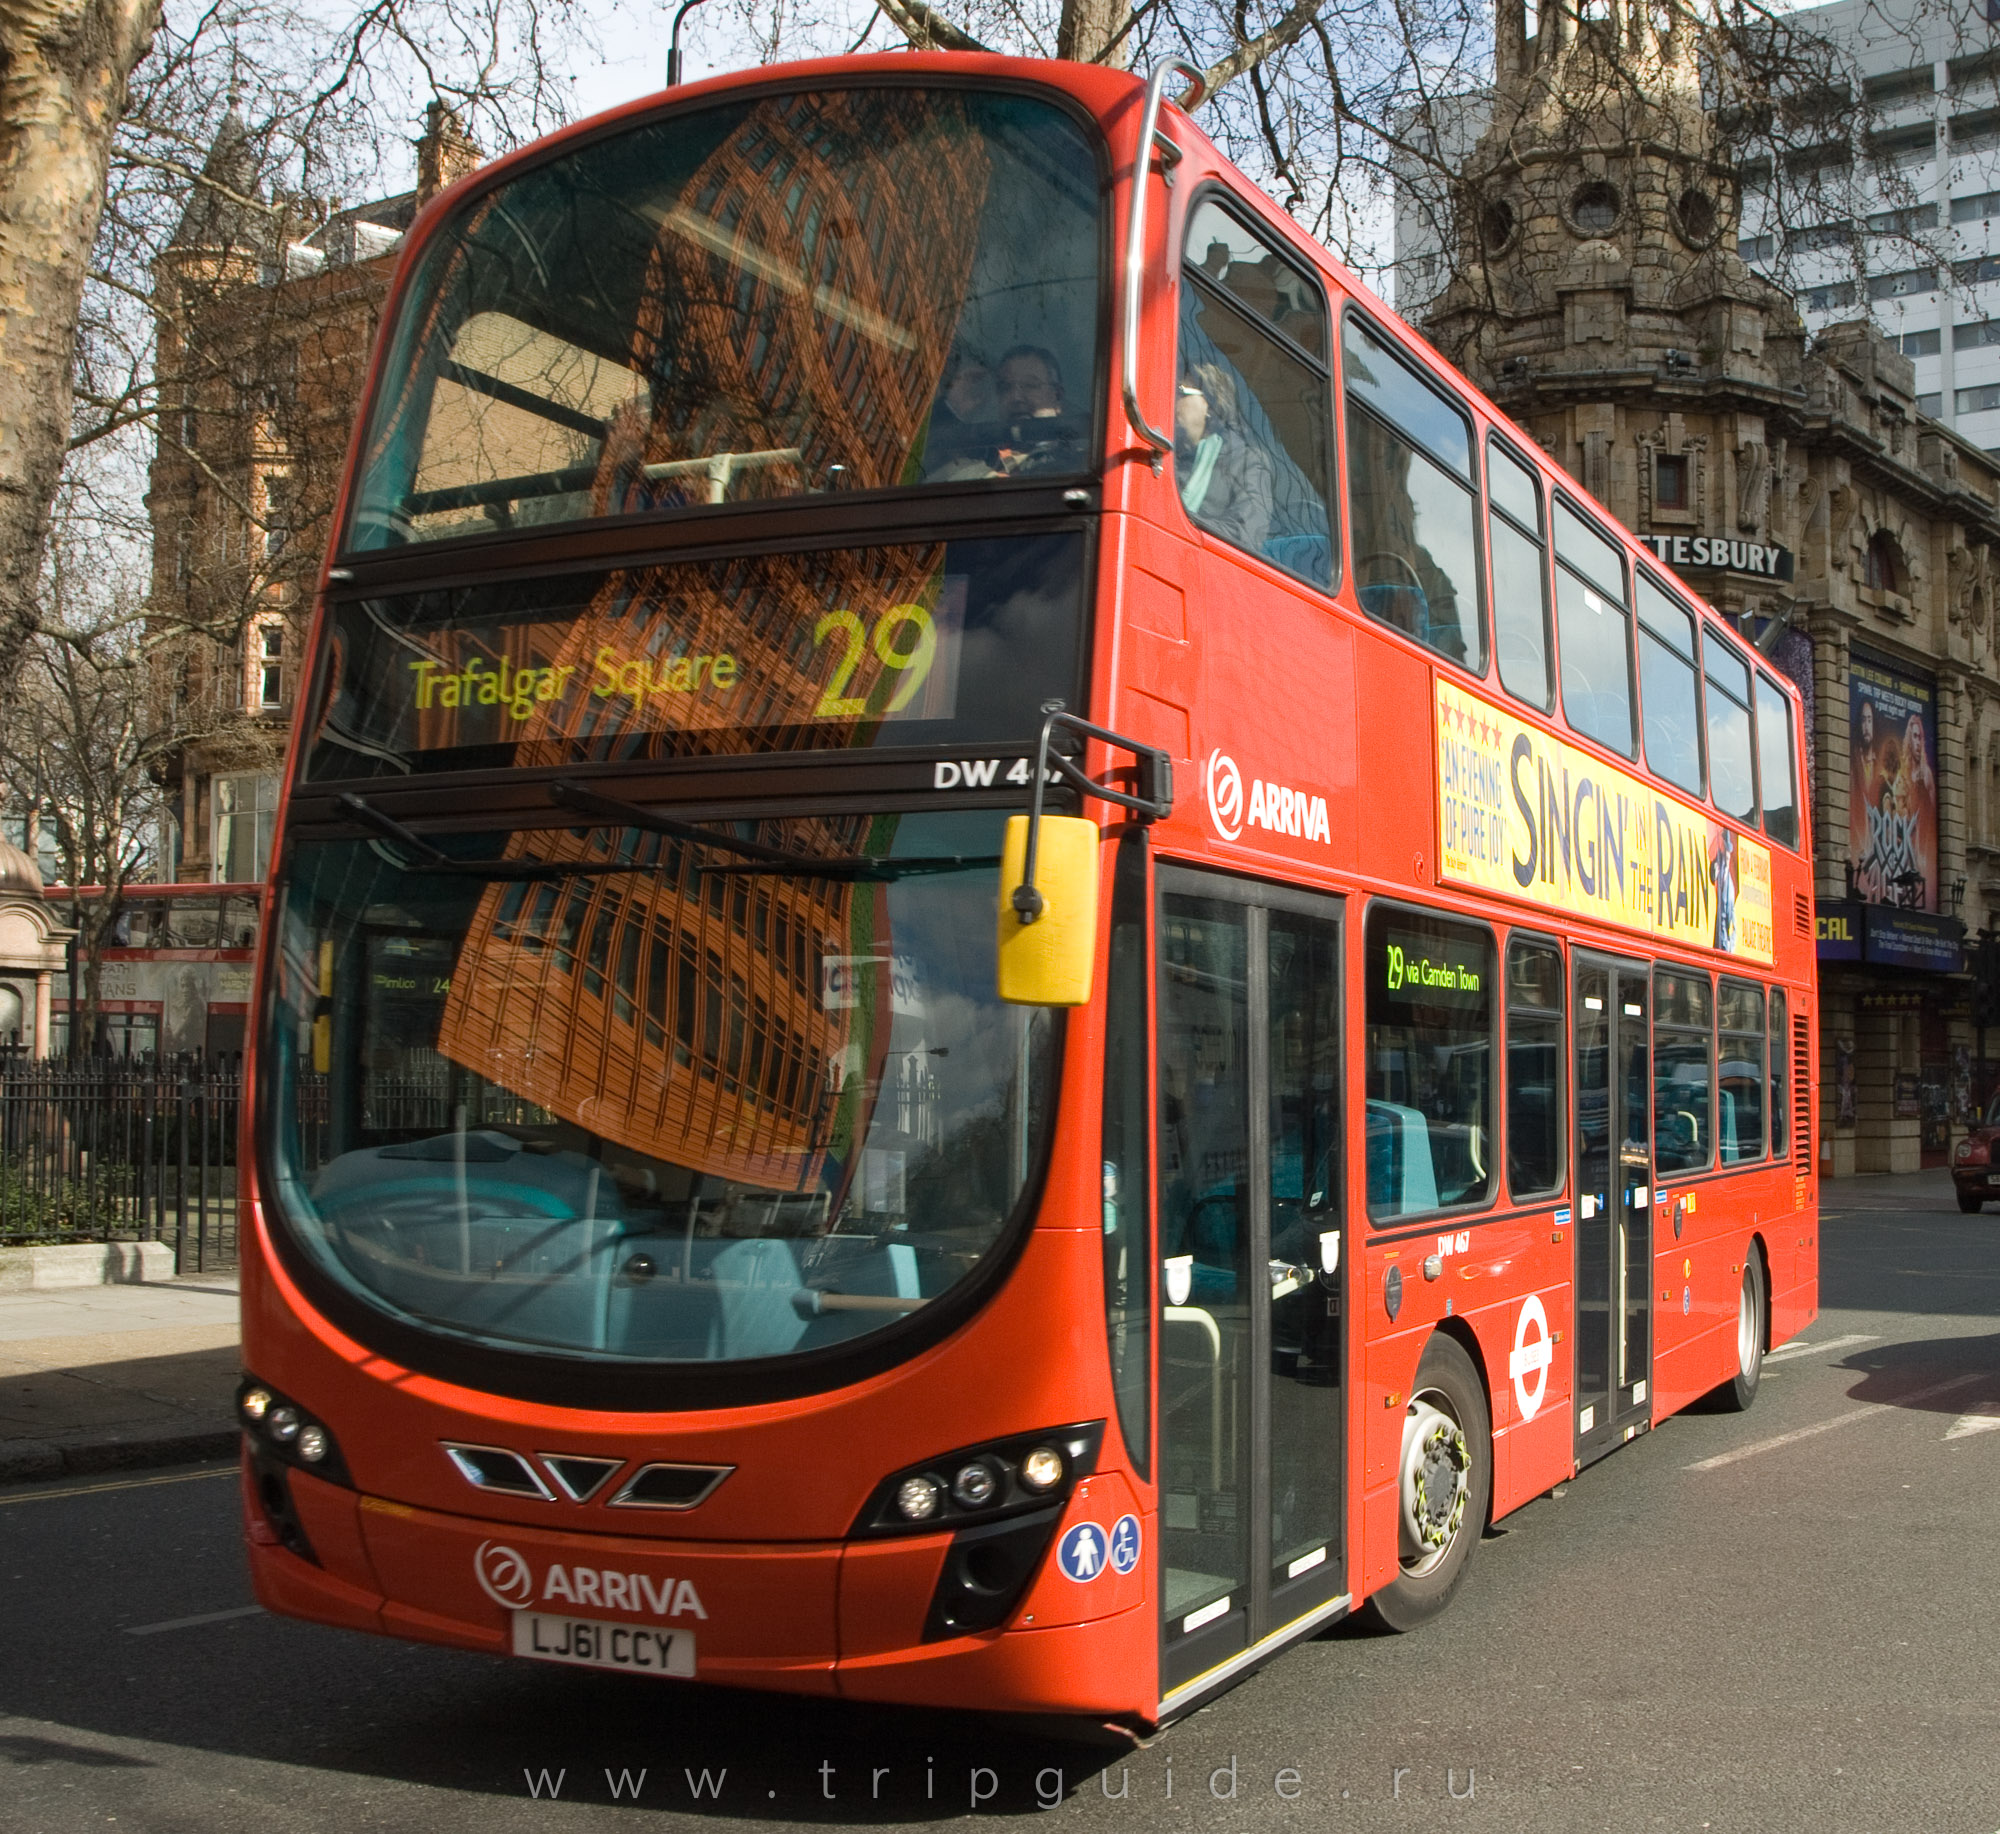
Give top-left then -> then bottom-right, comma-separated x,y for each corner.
345,88 -> 1103,551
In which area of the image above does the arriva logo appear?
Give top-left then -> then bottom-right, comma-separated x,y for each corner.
474,1540 -> 535,1609
1206,750 -> 1244,839
1207,749 -> 1330,846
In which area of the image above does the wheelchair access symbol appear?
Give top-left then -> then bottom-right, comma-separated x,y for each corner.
1057,1522 -> 1108,1582
1108,1514 -> 1141,1576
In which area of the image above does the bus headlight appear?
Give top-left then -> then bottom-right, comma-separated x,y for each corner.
236,1376 -> 349,1487
855,1422 -> 1104,1537
897,1475 -> 942,1521
952,1462 -> 998,1507
1019,1446 -> 1064,1492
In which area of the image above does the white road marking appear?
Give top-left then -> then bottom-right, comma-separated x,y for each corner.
1687,1371 -> 1985,1470
124,1605 -> 262,1637
1763,1332 -> 1881,1365
1945,1401 -> 2000,1441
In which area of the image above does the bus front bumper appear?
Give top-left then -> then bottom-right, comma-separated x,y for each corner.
243,1451 -> 1153,1718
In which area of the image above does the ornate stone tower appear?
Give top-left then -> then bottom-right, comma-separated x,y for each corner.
1422,1 -> 2000,1177
1422,0 -> 1809,576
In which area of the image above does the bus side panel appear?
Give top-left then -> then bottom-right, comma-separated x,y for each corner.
1472,1262 -> 1576,1523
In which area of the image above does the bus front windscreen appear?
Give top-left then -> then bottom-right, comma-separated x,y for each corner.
345,86 -> 1103,550
265,811 -> 1056,1377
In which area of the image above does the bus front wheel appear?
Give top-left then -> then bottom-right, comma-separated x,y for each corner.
1358,1333 -> 1490,1632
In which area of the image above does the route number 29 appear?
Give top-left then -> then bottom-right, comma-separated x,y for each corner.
812,605 -> 937,719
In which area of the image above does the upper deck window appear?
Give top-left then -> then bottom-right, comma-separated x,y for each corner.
1706,633 -> 1758,824
1553,497 -> 1634,757
1487,439 -> 1551,709
1635,570 -> 1704,797
345,89 -> 1103,552
1756,670 -> 1800,847
1175,197 -> 1335,586
1344,316 -> 1485,671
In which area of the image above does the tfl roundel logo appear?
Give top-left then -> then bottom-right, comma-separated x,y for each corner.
1206,750 -> 1244,840
473,1540 -> 535,1609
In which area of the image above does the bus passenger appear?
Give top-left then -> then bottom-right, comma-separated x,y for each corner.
1175,363 -> 1273,553
995,345 -> 1083,474
922,344 -> 1002,481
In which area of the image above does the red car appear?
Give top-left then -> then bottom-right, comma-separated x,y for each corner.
1952,1102 -> 2000,1210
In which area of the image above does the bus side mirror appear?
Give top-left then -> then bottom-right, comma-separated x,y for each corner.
997,815 -> 1099,1006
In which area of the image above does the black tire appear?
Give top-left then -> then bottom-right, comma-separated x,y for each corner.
1710,1251 -> 1766,1414
1356,1333 -> 1491,1632
1958,1192 -> 1984,1214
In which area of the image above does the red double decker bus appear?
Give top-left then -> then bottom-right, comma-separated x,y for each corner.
238,52 -> 1817,1730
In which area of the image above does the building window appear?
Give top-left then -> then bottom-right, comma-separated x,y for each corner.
262,472 -> 293,558
1902,328 -> 1943,356
1654,452 -> 1689,511
1805,281 -> 1858,312
1918,393 -> 1943,416
1865,529 -> 1904,593
1867,266 -> 1937,301
213,774 -> 280,883
255,623 -> 285,709
1958,383 -> 2000,415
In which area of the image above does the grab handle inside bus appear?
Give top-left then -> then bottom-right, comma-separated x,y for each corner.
998,710 -> 1172,1006
1122,56 -> 1209,474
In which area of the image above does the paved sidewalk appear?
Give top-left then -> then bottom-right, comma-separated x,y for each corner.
0,1273 -> 240,1482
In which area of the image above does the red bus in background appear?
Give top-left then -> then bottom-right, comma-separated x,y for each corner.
42,884 -> 263,1059
236,53 -> 1817,1731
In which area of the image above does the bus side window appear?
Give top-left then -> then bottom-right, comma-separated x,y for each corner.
1343,314 -> 1485,672
1553,498 -> 1635,757
1706,633 -> 1758,824
1755,671 -> 1800,847
1635,571 -> 1705,798
1176,198 -> 1335,586
1653,969 -> 1713,1174
1505,935 -> 1565,1199
1364,906 -> 1496,1218
1769,986 -> 1790,1158
1717,980 -> 1766,1164
1488,440 -> 1551,709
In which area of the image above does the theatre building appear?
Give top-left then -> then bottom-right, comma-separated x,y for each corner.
1415,0 -> 2000,1173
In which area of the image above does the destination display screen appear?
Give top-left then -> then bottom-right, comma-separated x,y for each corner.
303,532 -> 1083,780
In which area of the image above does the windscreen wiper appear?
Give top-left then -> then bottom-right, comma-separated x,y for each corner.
337,793 -> 655,882
547,780 -> 998,882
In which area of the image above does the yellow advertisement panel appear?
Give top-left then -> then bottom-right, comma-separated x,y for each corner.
1435,679 -> 1774,967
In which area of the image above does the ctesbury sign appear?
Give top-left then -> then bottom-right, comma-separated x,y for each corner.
1637,533 -> 1796,581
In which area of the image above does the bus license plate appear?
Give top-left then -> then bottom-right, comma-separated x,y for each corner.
512,1611 -> 695,1678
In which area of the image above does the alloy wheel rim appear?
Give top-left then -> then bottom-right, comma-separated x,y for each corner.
1397,1390 -> 1470,1577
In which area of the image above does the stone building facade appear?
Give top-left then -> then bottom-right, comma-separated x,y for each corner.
146,106 -> 482,884
1422,1 -> 2000,1173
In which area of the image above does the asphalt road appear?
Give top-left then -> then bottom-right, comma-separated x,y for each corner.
5,1182 -> 1999,1834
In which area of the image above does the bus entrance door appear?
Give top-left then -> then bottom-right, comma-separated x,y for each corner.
1155,872 -> 1347,1699
1573,955 -> 1653,1467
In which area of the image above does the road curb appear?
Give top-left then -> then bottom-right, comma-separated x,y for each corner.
0,1427 -> 238,1484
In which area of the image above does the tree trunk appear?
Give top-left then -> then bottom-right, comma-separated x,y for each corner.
1057,0 -> 1130,66
0,0 -> 161,694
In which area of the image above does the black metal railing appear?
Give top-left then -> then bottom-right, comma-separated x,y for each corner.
0,1055 -> 243,1272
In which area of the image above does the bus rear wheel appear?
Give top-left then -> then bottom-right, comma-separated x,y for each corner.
1711,1253 -> 1766,1413
1357,1334 -> 1490,1632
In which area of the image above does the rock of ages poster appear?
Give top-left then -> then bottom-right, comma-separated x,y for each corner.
1849,652 -> 1938,910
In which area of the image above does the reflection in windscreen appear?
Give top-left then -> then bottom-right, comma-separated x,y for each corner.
348,88 -> 1102,549
267,813 -> 1055,1366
